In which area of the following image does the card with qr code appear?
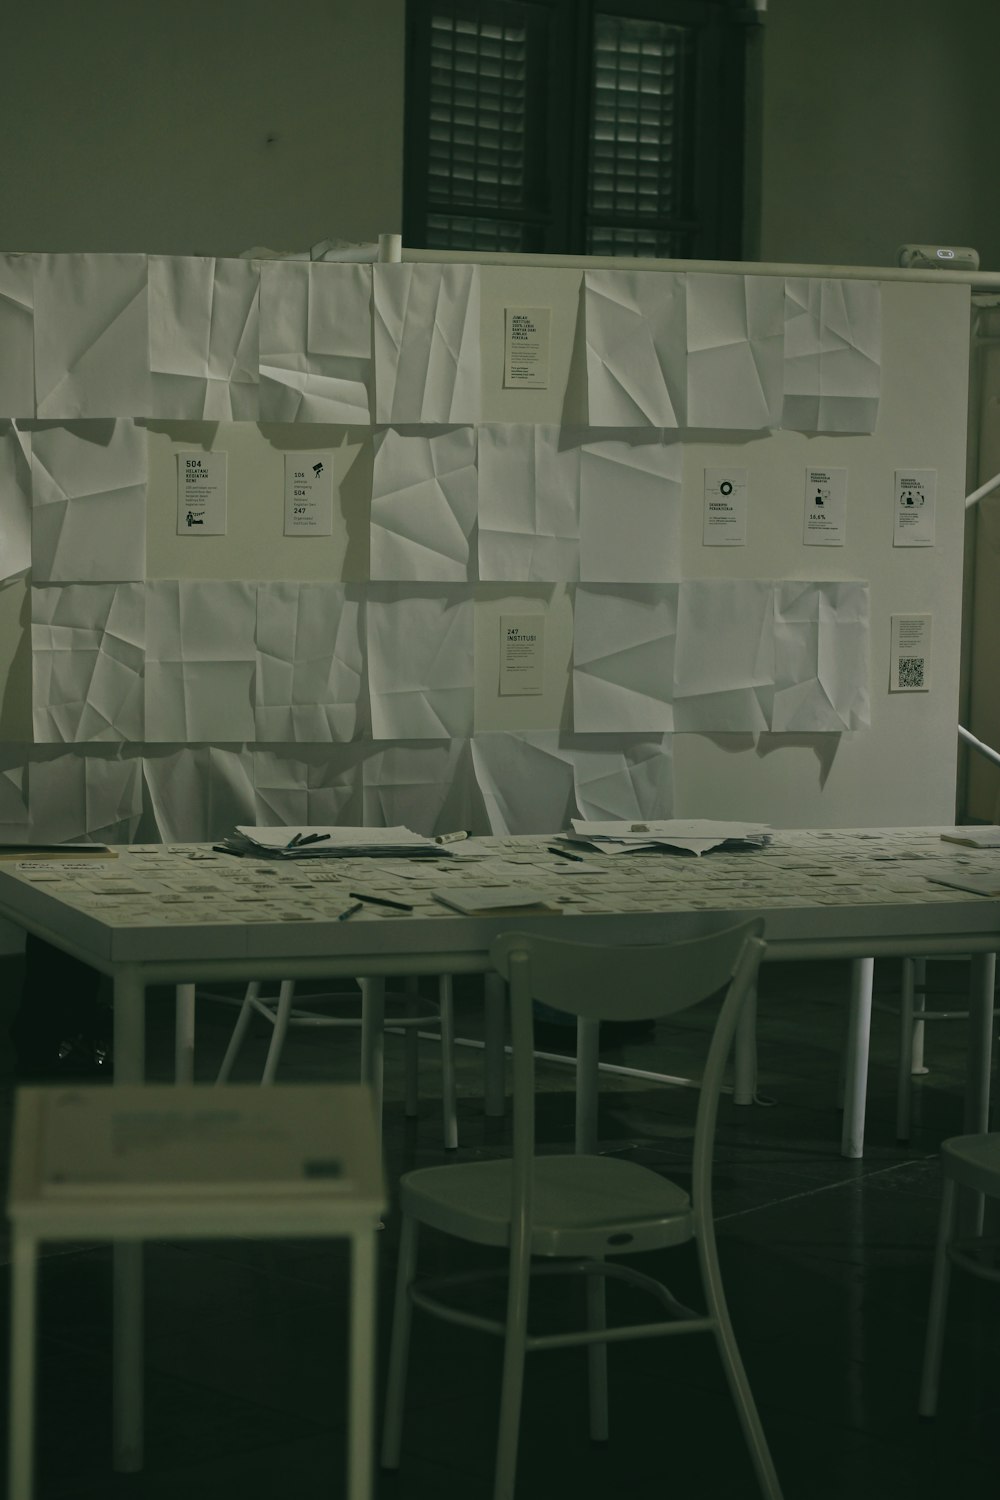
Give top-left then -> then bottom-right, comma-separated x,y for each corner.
890,614 -> 931,692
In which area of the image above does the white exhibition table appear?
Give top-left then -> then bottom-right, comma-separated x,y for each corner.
1,828 -> 998,1479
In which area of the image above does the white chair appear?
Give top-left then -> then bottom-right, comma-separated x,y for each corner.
895,956 -> 973,1140
919,1131 -> 1000,1415
380,918 -> 783,1500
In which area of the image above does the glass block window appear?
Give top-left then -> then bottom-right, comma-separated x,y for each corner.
427,13 -> 528,215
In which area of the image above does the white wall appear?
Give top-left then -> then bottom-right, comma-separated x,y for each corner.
2,0 -> 406,256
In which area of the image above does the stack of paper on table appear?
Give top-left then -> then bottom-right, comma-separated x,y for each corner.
556,819 -> 772,856
432,887 -> 563,916
940,828 -> 1000,850
219,826 -> 449,860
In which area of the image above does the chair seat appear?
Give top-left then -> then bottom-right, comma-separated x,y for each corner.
941,1133 -> 1000,1195
400,1153 -> 693,1257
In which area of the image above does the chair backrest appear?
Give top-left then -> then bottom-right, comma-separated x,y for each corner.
489,920 -> 766,1246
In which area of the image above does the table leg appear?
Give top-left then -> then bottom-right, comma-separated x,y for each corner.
841,957 -> 874,1159
112,967 -> 145,1472
174,983 -> 195,1085
575,1017 -> 600,1155
349,1227 -> 379,1500
483,972 -> 506,1117
732,981 -> 758,1105
359,978 -> 385,1158
8,1232 -> 38,1500
964,952 -> 996,1136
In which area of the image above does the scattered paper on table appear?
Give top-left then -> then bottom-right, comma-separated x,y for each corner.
254,581 -> 364,741
149,255 -> 259,420
584,270 -> 686,427
145,579 -> 256,742
259,261 -> 371,422
782,278 -> 881,433
686,273 -> 783,429
374,263 -> 480,424
31,421 -> 147,582
573,585 -> 677,732
673,579 -> 774,730
0,421 -> 31,580
34,254 -> 151,418
772,580 -> 870,730
0,254 -> 36,417
143,745 -> 255,842
370,426 -> 478,581
32,583 -> 145,742
366,587 -> 474,739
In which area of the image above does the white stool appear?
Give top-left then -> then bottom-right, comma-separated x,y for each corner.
7,1083 -> 385,1500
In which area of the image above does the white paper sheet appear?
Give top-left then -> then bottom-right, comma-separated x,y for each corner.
569,734 -> 674,822
149,256 -> 260,420
0,420 -> 31,580
578,435 -> 682,581
370,426 -> 478,581
32,582 -> 145,742
0,254 -> 36,417
28,750 -> 143,845
366,587 -> 475,739
477,425 -> 581,581
572,585 -> 677,732
782,278 -> 881,433
145,579 -> 256,743
0,753 -> 29,841
374,263 -> 481,424
584,270 -> 686,427
34,254 -> 151,418
253,745 -> 365,828
259,261 -> 371,422
686,273 -> 784,429
142,745 -> 255,842
772,580 -> 870,731
31,421 -> 147,583
363,739 -> 481,837
673,579 -> 775,730
254,581 -> 364,741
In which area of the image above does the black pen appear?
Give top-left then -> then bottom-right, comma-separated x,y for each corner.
547,845 -> 585,862
286,831 -> 330,849
338,901 -> 364,921
349,891 -> 413,911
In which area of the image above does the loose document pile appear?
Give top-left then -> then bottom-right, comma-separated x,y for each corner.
553,820 -> 772,857
216,826 -> 449,860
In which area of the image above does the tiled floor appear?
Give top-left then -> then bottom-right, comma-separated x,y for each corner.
1,955 -> 999,1498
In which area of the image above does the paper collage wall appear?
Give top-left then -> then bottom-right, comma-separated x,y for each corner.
0,253 -> 877,843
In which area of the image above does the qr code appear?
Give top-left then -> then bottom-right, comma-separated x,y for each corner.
898,657 -> 925,688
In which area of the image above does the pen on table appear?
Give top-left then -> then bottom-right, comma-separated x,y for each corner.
286,831 -> 330,849
547,845 -> 585,863
348,890 -> 414,911
338,900 -> 364,922
435,830 -> 470,845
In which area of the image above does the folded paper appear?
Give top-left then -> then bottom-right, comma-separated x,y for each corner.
673,579 -> 775,730
363,739 -> 481,837
0,753 -> 29,840
34,253 -> 150,418
584,270 -> 686,427
254,581 -> 364,741
149,255 -> 260,420
686,273 -> 784,429
366,586 -> 474,739
371,426 -> 477,581
253,745 -> 365,828
259,260 -> 371,422
374,263 -> 480,423
28,750 -> 143,844
31,420 -> 147,583
0,254 -> 36,417
573,584 -> 677,733
32,583 -> 145,742
782,278 -> 881,433
772,580 -> 870,731
0,421 -> 31,581
143,745 -> 255,842
145,579 -> 256,743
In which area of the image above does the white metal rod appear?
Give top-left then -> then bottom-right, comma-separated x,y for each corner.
958,724 -> 1000,767
965,471 -> 1000,509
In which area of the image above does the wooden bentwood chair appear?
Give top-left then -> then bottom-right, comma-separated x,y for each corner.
380,918 -> 783,1500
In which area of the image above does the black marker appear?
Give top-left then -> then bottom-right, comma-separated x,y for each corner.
547,845 -> 585,862
348,891 -> 413,912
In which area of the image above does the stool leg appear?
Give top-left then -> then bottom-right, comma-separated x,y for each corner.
910,958 -> 929,1074
260,981 -> 295,1085
733,980 -> 757,1105
8,1231 -> 38,1500
483,971 -> 507,1118
348,1226 -> 379,1500
586,1261 -> 609,1441
403,977 -> 420,1118
112,968 -> 145,1472
919,1175 -> 956,1416
841,958 -> 874,1159
897,958 -> 916,1141
174,983 -> 196,1084
216,982 -> 259,1083
360,978 -> 385,1158
439,975 -> 458,1150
